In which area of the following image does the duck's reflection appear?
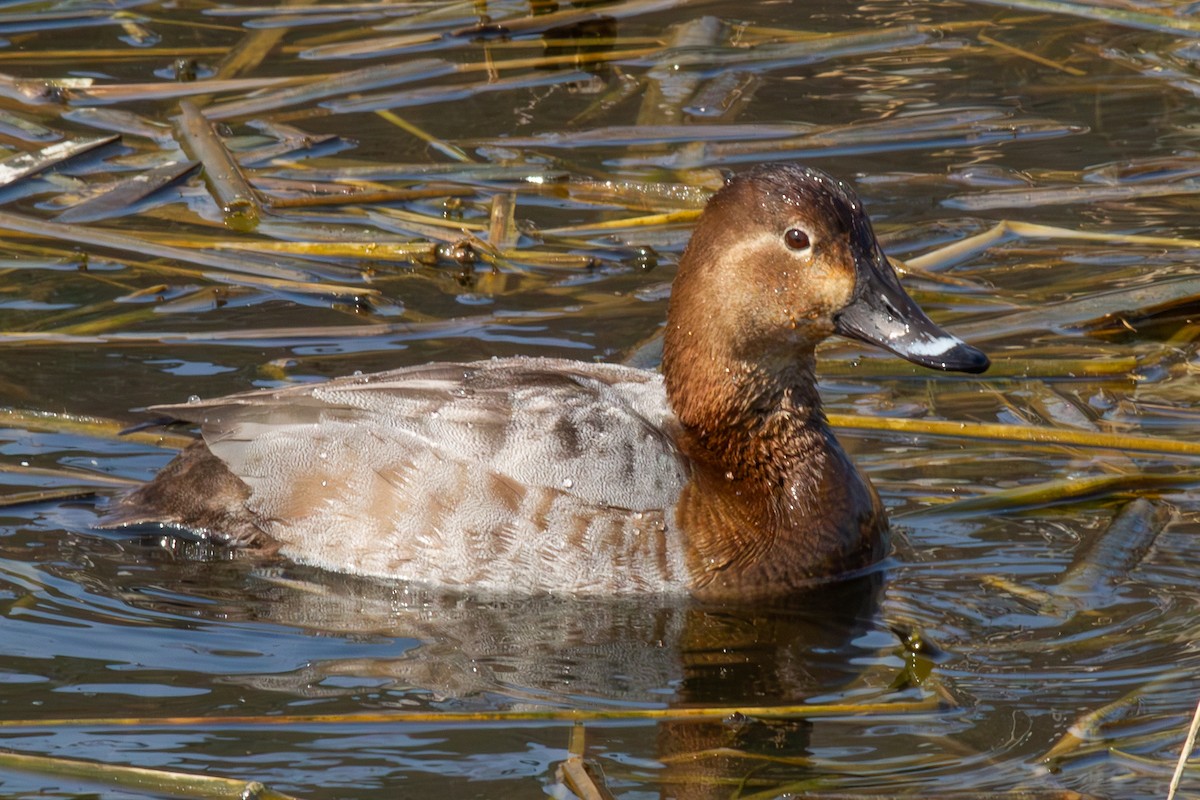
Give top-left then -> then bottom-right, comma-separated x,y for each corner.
55,529 -> 887,797
657,576 -> 883,799
203,564 -> 885,798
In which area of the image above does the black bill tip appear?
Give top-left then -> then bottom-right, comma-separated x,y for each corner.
898,334 -> 990,374
833,298 -> 991,375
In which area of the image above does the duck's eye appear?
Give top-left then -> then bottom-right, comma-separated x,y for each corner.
784,228 -> 811,250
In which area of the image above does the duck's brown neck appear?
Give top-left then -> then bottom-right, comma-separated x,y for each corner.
664,340 -> 830,483
663,337 -> 885,599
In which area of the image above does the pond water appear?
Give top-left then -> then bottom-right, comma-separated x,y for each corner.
1,0 -> 1200,797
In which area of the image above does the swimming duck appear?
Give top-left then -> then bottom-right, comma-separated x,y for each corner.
106,164 -> 988,598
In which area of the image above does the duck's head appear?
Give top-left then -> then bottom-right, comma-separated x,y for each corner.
665,163 -> 989,377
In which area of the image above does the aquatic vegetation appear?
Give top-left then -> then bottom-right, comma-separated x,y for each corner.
0,0 -> 1198,798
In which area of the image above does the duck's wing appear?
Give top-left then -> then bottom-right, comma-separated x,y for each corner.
133,357 -> 693,590
154,357 -> 688,510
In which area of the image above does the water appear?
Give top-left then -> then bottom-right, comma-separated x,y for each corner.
1,0 -> 1200,797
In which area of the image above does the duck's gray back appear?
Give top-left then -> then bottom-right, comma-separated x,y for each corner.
112,357 -> 693,593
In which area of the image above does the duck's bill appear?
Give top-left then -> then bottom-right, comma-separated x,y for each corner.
834,257 -> 990,374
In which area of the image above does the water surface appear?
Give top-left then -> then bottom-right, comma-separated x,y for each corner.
1,0 -> 1199,797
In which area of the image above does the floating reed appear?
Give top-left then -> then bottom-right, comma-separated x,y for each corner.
0,135 -> 117,187
0,208 -> 364,283
56,160 -> 199,224
829,414 -> 1200,458
174,99 -> 263,230
1168,698 -> 1200,800
0,407 -> 192,449
960,0 -> 1200,36
0,750 -> 300,800
923,475 -> 1192,515
0,696 -> 944,730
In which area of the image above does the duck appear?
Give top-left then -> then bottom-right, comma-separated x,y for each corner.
105,164 -> 988,599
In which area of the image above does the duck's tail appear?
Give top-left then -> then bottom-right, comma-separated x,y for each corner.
100,440 -> 268,548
